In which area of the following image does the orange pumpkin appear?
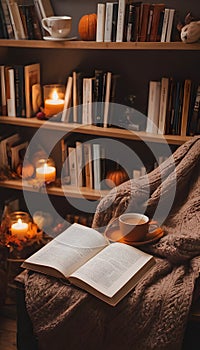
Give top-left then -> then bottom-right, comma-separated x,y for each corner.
78,14 -> 97,41
106,168 -> 129,188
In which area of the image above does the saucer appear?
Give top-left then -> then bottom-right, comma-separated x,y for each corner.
105,226 -> 164,247
43,36 -> 77,41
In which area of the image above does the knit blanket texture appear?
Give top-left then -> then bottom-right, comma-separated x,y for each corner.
24,136 -> 200,350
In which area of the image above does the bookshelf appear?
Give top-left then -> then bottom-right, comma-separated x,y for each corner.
0,0 -> 199,225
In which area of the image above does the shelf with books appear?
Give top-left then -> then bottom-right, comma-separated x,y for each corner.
0,116 -> 192,145
0,178 -> 108,201
0,39 -> 200,50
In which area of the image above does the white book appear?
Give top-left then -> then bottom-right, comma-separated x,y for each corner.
82,78 -> 92,125
165,9 -> 175,42
146,81 -> 161,134
68,146 -> 78,187
22,223 -> 155,306
160,8 -> 170,42
104,2 -> 114,42
103,71 -> 112,127
83,143 -> 93,189
116,0 -> 126,42
92,143 -> 101,190
158,77 -> 169,134
61,76 -> 73,122
7,68 -> 16,117
96,3 -> 106,42
72,71 -> 78,123
76,141 -> 84,188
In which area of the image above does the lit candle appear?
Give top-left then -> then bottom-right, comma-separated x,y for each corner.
11,218 -> 28,239
36,162 -> 56,183
44,89 -> 64,115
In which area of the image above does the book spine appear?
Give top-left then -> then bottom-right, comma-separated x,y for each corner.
24,63 -> 40,118
160,8 -> 169,42
0,66 -> 7,115
1,0 -> 14,38
165,8 -> 175,42
111,2 -> 118,42
68,147 -> 78,187
7,68 -> 16,117
138,3 -> 150,42
92,143 -> 101,190
180,79 -> 192,136
37,0 -> 54,18
61,76 -> 73,122
103,72 -> 112,128
14,65 -> 26,117
96,3 -> 105,42
104,2 -> 113,42
93,69 -> 104,127
158,77 -> 169,134
188,85 -> 200,136
124,3 -> 135,42
116,0 -> 126,42
149,4 -> 165,42
146,81 -> 161,134
75,141 -> 84,188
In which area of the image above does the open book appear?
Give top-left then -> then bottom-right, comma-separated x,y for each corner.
22,223 -> 155,306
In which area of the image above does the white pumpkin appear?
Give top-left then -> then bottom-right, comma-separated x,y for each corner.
181,21 -> 200,43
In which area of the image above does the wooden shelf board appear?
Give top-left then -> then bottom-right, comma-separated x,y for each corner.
0,39 -> 200,51
0,116 -> 192,145
0,179 -> 108,200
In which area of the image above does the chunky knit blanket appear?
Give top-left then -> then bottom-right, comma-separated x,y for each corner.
24,136 -> 200,350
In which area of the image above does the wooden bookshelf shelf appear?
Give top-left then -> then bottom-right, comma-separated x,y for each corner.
0,39 -> 200,51
0,117 -> 192,145
0,179 -> 108,200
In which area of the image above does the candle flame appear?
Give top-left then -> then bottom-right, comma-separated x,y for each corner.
52,89 -> 59,101
18,218 -> 22,224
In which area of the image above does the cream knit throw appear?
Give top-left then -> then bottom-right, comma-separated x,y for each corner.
25,136 -> 200,350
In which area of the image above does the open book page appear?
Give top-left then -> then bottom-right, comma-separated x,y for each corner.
69,242 -> 155,305
22,224 -> 108,279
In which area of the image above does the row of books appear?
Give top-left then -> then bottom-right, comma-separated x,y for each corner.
146,77 -> 200,136
61,70 -> 117,127
0,132 -> 28,170
0,0 -> 54,40
0,63 -> 41,118
62,139 -> 107,191
96,1 -> 176,43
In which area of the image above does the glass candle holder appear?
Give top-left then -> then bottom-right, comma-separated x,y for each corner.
43,84 -> 65,116
35,158 -> 56,183
10,211 -> 31,240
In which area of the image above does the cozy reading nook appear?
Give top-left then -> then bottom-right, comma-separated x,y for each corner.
0,0 -> 200,349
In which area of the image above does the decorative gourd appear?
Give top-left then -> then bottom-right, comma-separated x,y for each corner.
106,168 -> 129,188
16,161 -> 34,179
33,211 -> 53,230
78,14 -> 97,41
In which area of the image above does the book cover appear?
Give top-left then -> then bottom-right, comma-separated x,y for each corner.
131,1 -> 142,42
83,142 -> 93,189
146,80 -> 161,134
0,65 -> 7,115
82,77 -> 93,125
158,77 -> 169,134
24,63 -> 40,118
13,65 -> 26,117
22,223 -> 155,306
123,3 -> 135,42
68,146 -> 78,187
93,69 -> 104,127
96,3 -> 106,42
104,2 -> 113,42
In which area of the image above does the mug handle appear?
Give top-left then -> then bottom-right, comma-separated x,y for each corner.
41,18 -> 52,36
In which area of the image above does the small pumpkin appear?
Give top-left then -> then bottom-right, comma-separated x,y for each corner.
16,161 -> 34,179
106,168 -> 129,188
78,13 -> 97,41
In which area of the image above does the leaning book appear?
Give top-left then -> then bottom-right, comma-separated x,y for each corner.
22,223 -> 155,306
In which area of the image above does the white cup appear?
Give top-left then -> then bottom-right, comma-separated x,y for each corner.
41,16 -> 72,38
